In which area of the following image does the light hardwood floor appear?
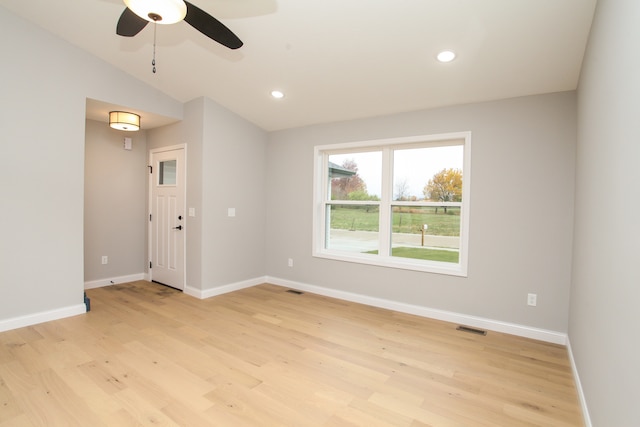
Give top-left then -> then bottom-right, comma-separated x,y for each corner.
0,281 -> 583,426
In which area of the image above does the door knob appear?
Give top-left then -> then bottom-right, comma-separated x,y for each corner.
173,225 -> 183,230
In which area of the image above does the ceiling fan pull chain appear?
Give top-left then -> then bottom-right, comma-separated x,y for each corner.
152,22 -> 157,73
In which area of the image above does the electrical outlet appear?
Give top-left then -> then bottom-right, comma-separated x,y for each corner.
288,258 -> 294,267
101,256 -> 108,265
527,293 -> 537,306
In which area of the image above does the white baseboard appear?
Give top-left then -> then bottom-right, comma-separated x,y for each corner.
185,276 -> 268,299
0,304 -> 87,333
566,338 -> 592,427
266,276 -> 568,345
84,273 -> 147,289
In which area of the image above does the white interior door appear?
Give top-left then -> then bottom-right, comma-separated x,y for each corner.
150,147 -> 185,290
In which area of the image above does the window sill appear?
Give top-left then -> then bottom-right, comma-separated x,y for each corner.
312,250 -> 468,277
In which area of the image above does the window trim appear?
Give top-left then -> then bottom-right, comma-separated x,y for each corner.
312,132 -> 471,276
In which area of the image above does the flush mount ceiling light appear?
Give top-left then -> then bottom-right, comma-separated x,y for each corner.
437,50 -> 457,63
123,0 -> 187,24
109,111 -> 140,131
271,90 -> 285,99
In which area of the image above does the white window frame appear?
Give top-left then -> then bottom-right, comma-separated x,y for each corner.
312,132 -> 471,276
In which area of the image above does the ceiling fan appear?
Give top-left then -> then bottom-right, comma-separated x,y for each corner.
116,0 -> 243,50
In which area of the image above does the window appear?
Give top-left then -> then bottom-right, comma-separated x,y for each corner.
159,160 -> 177,185
313,132 -> 471,276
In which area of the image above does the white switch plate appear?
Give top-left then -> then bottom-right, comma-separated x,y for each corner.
527,293 -> 537,306
288,258 -> 293,267
228,208 -> 236,217
101,256 -> 108,265
188,207 -> 196,217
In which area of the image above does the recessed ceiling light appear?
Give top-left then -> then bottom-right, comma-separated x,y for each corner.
437,50 -> 456,63
271,90 -> 285,99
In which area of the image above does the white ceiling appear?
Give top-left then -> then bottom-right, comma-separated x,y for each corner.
1,0 -> 597,131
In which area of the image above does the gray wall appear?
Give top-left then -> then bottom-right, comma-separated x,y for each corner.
148,97 -> 268,292
571,0 -> 640,425
200,97 -> 267,288
266,91 -> 576,333
0,6 -> 181,322
84,120 -> 148,283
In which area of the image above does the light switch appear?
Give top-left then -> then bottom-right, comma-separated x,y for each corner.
188,207 -> 196,217
228,208 -> 236,217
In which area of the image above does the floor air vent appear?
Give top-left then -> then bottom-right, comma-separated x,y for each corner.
286,289 -> 304,295
456,325 -> 487,336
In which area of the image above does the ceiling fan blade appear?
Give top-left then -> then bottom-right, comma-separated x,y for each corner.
184,1 -> 243,49
116,7 -> 148,37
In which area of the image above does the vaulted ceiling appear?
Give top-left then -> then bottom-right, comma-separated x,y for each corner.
0,0 -> 597,131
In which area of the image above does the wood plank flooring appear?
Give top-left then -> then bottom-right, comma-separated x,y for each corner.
0,281 -> 584,426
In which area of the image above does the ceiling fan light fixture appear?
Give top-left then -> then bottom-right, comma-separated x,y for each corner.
123,0 -> 187,24
109,111 -> 140,131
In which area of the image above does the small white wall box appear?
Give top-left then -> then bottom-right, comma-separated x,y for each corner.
123,137 -> 132,150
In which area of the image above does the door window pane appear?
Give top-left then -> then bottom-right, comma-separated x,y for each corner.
159,160 -> 177,185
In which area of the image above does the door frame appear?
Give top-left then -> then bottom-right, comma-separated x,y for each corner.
148,143 -> 187,290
